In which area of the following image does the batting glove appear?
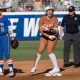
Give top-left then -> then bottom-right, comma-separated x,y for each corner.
49,35 -> 56,40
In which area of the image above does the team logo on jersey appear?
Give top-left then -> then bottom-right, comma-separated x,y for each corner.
74,17 -> 77,20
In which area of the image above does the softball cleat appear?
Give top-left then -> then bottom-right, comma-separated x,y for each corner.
0,71 -> 4,76
8,71 -> 14,77
49,68 -> 60,73
45,68 -> 60,77
30,67 -> 36,73
45,72 -> 62,77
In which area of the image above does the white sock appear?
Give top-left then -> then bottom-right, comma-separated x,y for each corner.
0,67 -> 3,73
49,53 -> 59,69
9,67 -> 13,72
34,53 -> 41,68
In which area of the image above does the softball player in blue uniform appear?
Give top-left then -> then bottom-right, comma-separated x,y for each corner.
0,8 -> 14,77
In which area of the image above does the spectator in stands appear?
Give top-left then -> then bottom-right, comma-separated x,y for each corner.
18,0 -> 23,4
63,0 -> 73,11
8,0 -> 13,4
0,5 -> 2,9
42,0 -> 51,7
50,0 -> 57,3
0,0 -> 3,7
32,0 -> 43,11
2,0 -> 13,12
56,0 -> 64,11
18,2 -> 24,12
50,0 -> 57,6
25,0 -> 33,11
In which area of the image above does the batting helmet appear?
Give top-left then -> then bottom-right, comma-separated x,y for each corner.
11,39 -> 19,49
45,6 -> 54,12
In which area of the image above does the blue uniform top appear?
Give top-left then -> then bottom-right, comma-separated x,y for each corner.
0,15 -> 10,35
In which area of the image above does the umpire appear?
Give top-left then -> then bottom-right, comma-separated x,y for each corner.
60,6 -> 80,67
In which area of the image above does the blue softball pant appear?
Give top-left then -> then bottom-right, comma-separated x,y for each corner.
0,33 -> 13,68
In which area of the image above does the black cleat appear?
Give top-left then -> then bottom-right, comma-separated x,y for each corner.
74,64 -> 80,67
63,64 -> 71,68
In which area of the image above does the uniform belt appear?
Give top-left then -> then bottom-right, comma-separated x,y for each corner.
66,32 -> 79,34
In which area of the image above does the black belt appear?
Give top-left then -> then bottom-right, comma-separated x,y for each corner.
66,32 -> 79,34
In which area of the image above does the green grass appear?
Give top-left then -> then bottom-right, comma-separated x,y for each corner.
11,40 -> 73,61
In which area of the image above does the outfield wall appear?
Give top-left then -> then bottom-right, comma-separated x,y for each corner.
3,11 -> 80,41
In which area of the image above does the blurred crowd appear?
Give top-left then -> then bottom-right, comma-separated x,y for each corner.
0,0 -> 80,12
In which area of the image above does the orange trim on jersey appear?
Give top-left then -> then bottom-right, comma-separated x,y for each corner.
0,15 -> 3,18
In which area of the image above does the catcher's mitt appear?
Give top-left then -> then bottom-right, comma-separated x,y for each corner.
11,39 -> 19,49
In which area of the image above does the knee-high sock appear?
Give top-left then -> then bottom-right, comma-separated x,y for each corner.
0,67 -> 3,73
7,59 -> 13,71
49,53 -> 59,69
34,53 -> 41,68
7,59 -> 13,68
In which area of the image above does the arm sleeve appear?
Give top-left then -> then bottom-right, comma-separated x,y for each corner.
5,16 -> 11,26
5,16 -> 14,37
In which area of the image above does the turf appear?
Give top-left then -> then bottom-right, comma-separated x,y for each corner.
11,40 -> 73,61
